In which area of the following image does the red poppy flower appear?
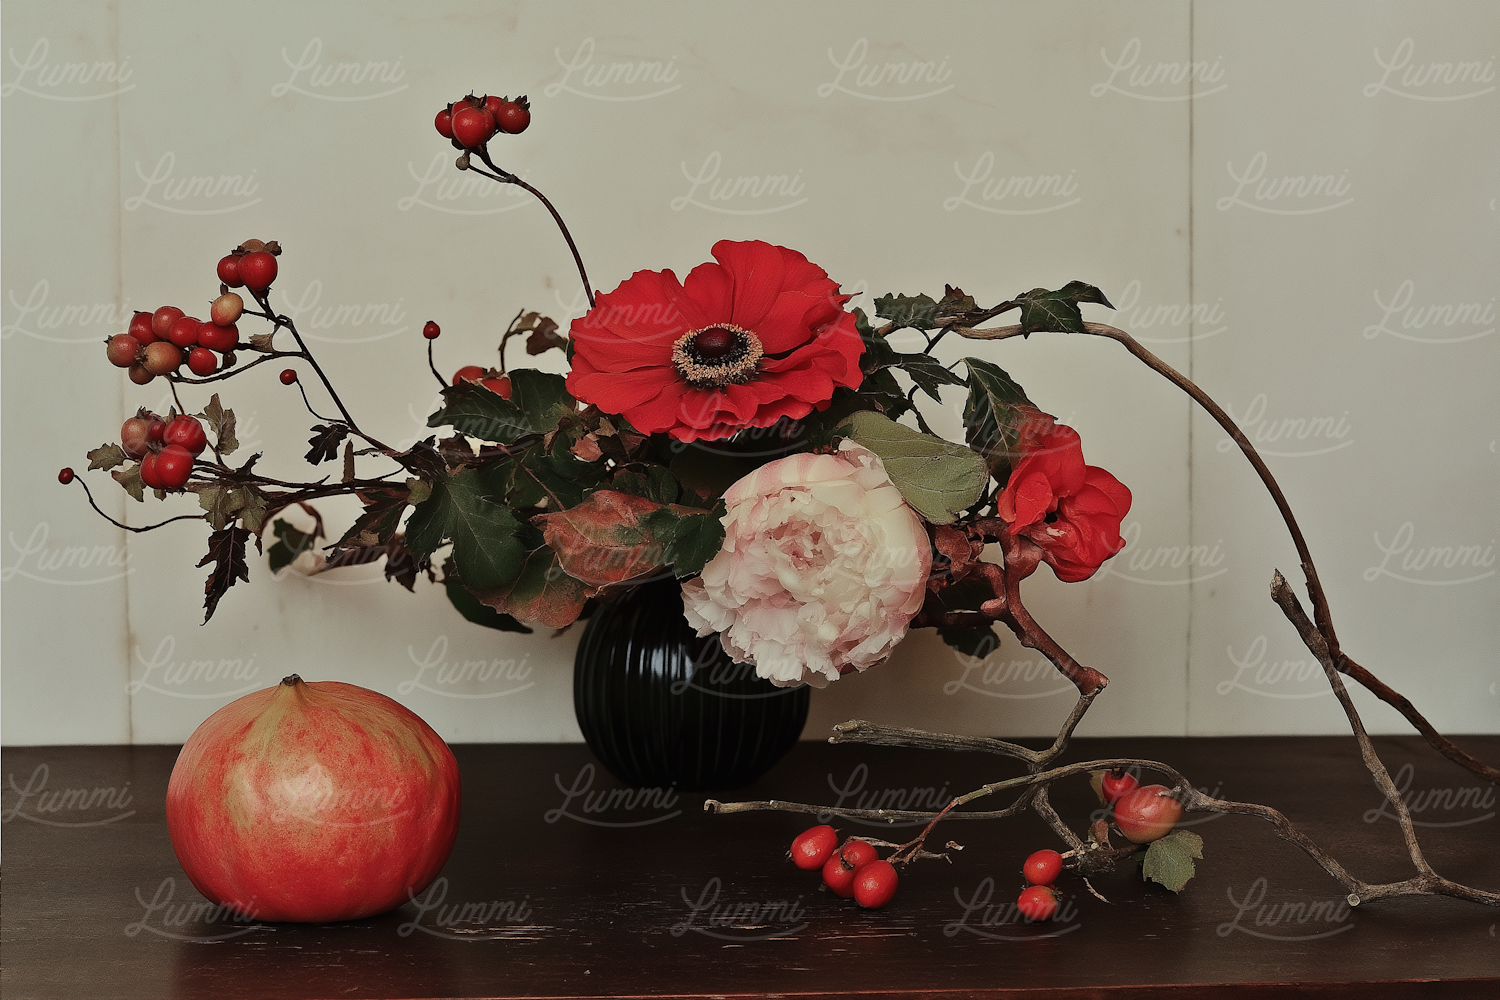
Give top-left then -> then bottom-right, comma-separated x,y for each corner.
565,240 -> 864,442
996,409 -> 1132,583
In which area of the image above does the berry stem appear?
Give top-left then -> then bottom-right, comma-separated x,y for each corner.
68,475 -> 206,534
426,337 -> 446,389
468,149 -> 595,308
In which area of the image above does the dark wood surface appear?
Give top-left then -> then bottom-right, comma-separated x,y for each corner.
3,736 -> 1498,999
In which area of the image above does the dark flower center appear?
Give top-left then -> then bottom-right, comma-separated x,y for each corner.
672,323 -> 764,389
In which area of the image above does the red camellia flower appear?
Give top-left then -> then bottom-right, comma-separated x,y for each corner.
996,408 -> 1132,583
565,240 -> 864,442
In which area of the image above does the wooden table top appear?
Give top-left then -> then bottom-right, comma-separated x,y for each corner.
3,735 -> 1498,999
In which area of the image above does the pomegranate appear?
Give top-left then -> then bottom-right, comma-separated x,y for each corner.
166,674 -> 461,922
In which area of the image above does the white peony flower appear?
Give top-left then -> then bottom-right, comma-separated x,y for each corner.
681,440 -> 932,687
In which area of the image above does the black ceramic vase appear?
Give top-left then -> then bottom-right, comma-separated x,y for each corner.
573,577 -> 809,792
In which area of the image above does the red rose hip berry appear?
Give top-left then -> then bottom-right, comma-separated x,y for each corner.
480,376 -> 512,399
852,860 -> 898,909
422,320 -> 441,339
217,255 -> 244,288
129,311 -> 158,344
1101,769 -> 1139,805
789,825 -> 838,871
186,347 -> 218,376
58,468 -> 75,485
434,107 -> 454,139
107,334 -> 141,367
151,306 -> 185,340
168,315 -> 201,348
155,444 -> 195,490
452,365 -> 485,386
139,452 -> 164,490
197,321 -> 237,353
493,97 -> 530,134
210,292 -> 243,327
1023,849 -> 1064,886
821,839 -> 879,898
239,250 -> 278,293
280,369 -> 298,385
1016,885 -> 1059,922
142,342 -> 182,376
128,363 -> 155,385
121,417 -> 151,458
450,102 -> 496,148
164,416 -> 209,455
1114,784 -> 1183,844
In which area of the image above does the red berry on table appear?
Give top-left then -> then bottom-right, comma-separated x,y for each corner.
494,97 -> 530,134
280,368 -> 297,385
151,306 -> 184,340
1022,849 -> 1064,886
239,250 -> 278,293
168,315 -> 201,348
58,468 -> 75,485
1102,769 -> 1139,805
128,363 -> 155,385
164,416 -> 209,456
155,444 -> 194,490
789,824 -> 838,871
186,346 -> 218,376
142,341 -> 182,376
1016,885 -> 1058,922
422,320 -> 441,339
217,254 -> 243,288
1114,785 -> 1184,844
852,860 -> 899,909
821,839 -> 879,898
451,103 -> 496,148
106,334 -> 141,368
210,292 -> 243,327
434,107 -> 454,139
452,364 -> 485,386
480,376 -> 512,399
197,321 -> 237,353
129,311 -> 157,344
139,452 -> 163,490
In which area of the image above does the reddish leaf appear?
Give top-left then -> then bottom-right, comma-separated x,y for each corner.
476,545 -> 588,628
198,526 -> 251,623
532,490 -> 674,590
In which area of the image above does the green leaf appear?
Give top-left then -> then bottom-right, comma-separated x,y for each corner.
533,490 -> 718,589
191,484 -> 268,532
267,518 -> 320,574
197,394 -> 238,456
112,463 -> 145,502
1141,829 -> 1204,893
404,468 -> 526,591
405,478 -> 432,505
895,354 -> 966,402
962,357 -> 1036,482
874,292 -> 939,331
87,443 -> 127,472
855,307 -> 900,374
427,369 -> 574,444
441,557 -> 533,633
644,500 -> 727,578
473,545 -> 588,629
839,410 -> 987,525
1013,281 -> 1114,337
936,285 -> 978,316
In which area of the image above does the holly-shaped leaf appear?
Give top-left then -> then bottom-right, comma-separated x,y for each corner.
267,518 -> 320,574
441,557 -> 533,633
1012,281 -> 1114,337
1141,830 -> 1204,893
305,423 -> 350,465
473,545 -> 589,629
962,357 -> 1036,483
403,468 -> 526,591
839,410 -> 987,524
87,443 -> 127,472
427,369 -> 574,444
197,394 -> 238,456
191,484 -> 268,532
198,526 -> 251,623
112,464 -> 145,502
896,353 -> 966,402
874,292 -> 939,331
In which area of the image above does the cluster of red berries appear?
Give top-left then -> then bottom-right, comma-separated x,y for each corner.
1016,849 -> 1066,920
106,293 -> 243,383
789,825 -> 898,909
1103,769 -> 1183,844
434,94 -> 530,148
120,410 -> 207,491
216,239 -> 279,294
